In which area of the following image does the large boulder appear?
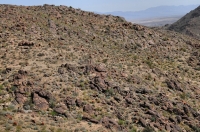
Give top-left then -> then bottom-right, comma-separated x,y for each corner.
33,93 -> 49,110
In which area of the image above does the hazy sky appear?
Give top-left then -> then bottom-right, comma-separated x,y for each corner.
0,0 -> 200,12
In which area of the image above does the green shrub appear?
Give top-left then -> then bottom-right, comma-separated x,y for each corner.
105,88 -> 115,96
192,126 -> 200,132
142,127 -> 154,132
118,119 -> 125,126
49,99 -> 56,108
0,84 -> 3,90
129,127 -> 137,132
145,60 -> 154,69
162,37 -> 168,41
50,110 -> 58,116
10,86 -> 17,91
102,59 -> 108,63
0,84 -> 4,95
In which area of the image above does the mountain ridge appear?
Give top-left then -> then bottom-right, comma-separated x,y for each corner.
168,5 -> 200,39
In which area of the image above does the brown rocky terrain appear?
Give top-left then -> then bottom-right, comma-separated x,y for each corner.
0,4 -> 200,132
168,6 -> 200,40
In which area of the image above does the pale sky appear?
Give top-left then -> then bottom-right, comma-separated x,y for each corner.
0,0 -> 200,12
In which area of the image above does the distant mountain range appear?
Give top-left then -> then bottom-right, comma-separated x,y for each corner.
100,5 -> 199,21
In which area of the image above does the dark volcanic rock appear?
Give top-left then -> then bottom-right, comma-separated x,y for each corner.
76,99 -> 83,107
173,108 -> 185,115
90,76 -> 108,92
36,89 -> 52,101
15,93 -> 25,104
176,116 -> 182,123
183,105 -> 190,115
82,114 -> 98,124
58,67 -> 65,74
33,93 -> 49,110
139,118 -> 148,127
100,117 -> 120,130
65,97 -> 76,108
54,105 -> 68,115
166,79 -> 183,92
18,41 -> 34,46
94,64 -> 107,72
135,87 -> 150,94
83,104 -> 94,113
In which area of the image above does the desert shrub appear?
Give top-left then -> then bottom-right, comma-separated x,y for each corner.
102,59 -> 108,63
0,84 -> 4,95
118,119 -> 125,126
16,125 -> 22,132
7,105 -> 16,111
76,113 -> 82,121
192,126 -> 200,132
10,85 -> 17,92
50,110 -> 58,116
162,37 -> 168,41
23,97 -> 34,109
105,88 -> 115,96
145,60 -> 154,69
129,127 -> 137,132
5,123 -> 12,131
56,128 -> 63,132
0,84 -> 3,90
49,99 -> 56,108
142,127 -> 154,132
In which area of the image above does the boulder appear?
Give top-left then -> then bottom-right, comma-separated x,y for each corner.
166,79 -> 183,92
82,114 -> 98,124
83,104 -> 94,113
139,118 -> 148,127
100,117 -> 120,130
33,93 -> 49,110
90,76 -> 108,92
65,97 -> 76,108
94,64 -> 107,72
15,93 -> 25,104
54,105 -> 68,115
76,99 -> 83,107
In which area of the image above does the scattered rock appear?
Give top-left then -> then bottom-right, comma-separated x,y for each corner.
83,104 -> 94,113
18,41 -> 34,46
173,108 -> 185,115
65,97 -> 76,108
176,116 -> 182,123
82,114 -> 98,124
139,118 -> 148,127
133,24 -> 144,31
166,79 -> 183,92
90,76 -> 108,92
165,124 -> 171,131
183,105 -> 190,115
100,117 -> 120,130
136,87 -> 150,94
95,64 -> 107,72
33,93 -> 49,110
15,93 -> 25,104
54,105 -> 68,115
58,67 -> 65,74
76,99 -> 83,107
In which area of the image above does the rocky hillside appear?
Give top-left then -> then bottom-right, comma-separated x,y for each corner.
0,4 -> 200,132
168,6 -> 200,39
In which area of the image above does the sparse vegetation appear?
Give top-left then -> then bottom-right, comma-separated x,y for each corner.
0,4 -> 199,132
